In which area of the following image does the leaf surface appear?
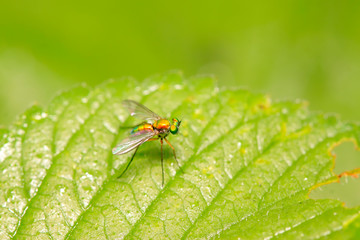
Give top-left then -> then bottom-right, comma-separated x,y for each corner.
0,72 -> 359,239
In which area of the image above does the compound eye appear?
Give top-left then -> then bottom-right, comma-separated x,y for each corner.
170,125 -> 178,134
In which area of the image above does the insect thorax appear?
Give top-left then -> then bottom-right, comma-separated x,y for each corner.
153,119 -> 170,130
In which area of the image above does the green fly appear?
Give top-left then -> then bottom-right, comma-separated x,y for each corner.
113,100 -> 182,186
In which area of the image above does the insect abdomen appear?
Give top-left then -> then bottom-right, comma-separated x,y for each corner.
131,124 -> 154,134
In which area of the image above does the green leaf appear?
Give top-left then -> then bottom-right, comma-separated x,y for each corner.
0,72 -> 359,239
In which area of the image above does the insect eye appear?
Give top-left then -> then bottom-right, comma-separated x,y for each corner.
170,125 -> 178,134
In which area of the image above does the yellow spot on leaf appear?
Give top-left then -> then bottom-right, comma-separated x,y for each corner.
240,147 -> 246,154
186,96 -> 195,102
280,122 -> 287,139
236,126 -> 252,135
202,166 -> 215,178
182,129 -> 189,137
159,83 -> 168,91
255,158 -> 270,165
288,125 -> 312,139
193,109 -> 205,121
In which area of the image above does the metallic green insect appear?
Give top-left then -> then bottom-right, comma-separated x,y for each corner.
113,100 -> 182,186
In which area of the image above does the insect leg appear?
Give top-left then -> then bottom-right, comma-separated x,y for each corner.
164,138 -> 183,173
161,138 -> 164,187
118,146 -> 140,178
146,138 -> 158,142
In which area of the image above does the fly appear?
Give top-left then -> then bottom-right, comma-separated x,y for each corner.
112,100 -> 182,186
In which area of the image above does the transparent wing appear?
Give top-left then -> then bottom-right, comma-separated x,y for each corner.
112,130 -> 155,155
122,99 -> 162,121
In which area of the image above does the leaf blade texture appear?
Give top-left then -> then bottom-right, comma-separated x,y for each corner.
0,72 -> 359,239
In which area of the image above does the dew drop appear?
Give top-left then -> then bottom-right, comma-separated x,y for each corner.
92,101 -> 100,109
174,84 -> 183,90
282,108 -> 288,114
17,129 -> 25,135
103,121 -> 117,134
34,114 -> 43,120
76,115 -> 85,124
143,85 -> 158,95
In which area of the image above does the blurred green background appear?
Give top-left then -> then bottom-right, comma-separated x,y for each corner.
0,1 -> 359,204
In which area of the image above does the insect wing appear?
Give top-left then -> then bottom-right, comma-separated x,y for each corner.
122,100 -> 162,121
112,130 -> 155,155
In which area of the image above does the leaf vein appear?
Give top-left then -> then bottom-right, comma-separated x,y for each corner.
13,94 -> 107,238
213,131 -> 356,239
181,110 -> 306,239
